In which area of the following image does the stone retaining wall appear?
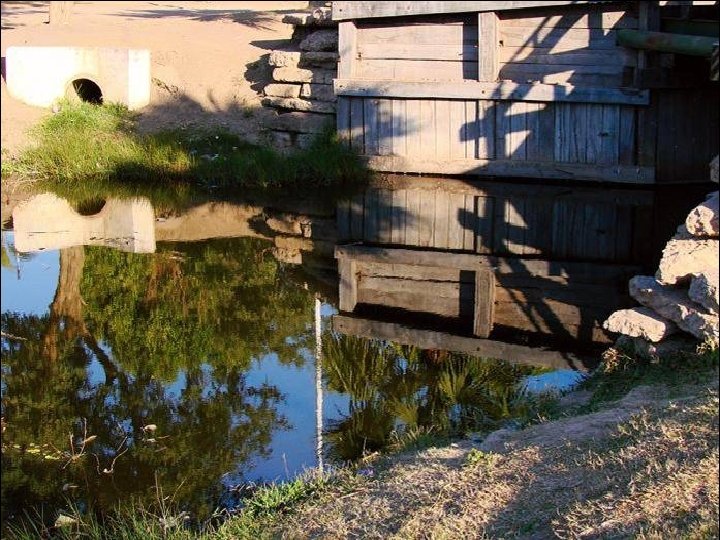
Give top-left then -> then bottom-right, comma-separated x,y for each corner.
261,4 -> 338,150
604,178 -> 719,357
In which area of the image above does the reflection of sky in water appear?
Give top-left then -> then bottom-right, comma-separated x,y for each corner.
522,369 -> 587,394
1,232 -> 59,316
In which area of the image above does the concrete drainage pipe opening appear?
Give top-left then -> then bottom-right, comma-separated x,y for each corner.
69,78 -> 103,104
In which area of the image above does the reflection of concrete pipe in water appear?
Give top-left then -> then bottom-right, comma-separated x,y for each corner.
12,192 -> 156,253
315,295 -> 324,473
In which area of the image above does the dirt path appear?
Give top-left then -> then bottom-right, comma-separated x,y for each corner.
1,1 -> 308,157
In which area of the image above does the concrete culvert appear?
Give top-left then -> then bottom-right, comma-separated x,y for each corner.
70,78 -> 103,104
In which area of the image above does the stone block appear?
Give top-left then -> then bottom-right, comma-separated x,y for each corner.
269,51 -> 302,67
264,83 -> 302,98
300,83 -> 336,101
656,226 -> 719,285
629,275 -> 719,341
615,335 -> 697,361
262,96 -> 336,113
689,270 -> 719,313
6,46 -> 150,110
299,30 -> 338,51
685,191 -> 719,237
711,155 -> 719,183
603,307 -> 678,342
272,67 -> 336,84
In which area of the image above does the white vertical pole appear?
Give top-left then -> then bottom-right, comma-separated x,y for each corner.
314,295 -> 324,473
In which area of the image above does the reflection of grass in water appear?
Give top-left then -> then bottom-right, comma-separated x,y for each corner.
2,101 -> 370,209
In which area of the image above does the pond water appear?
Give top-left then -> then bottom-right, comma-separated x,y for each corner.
0,193 -> 586,531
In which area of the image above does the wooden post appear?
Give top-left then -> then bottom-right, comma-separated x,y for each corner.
337,21 -> 358,79
478,12 -> 499,82
473,267 -> 495,337
49,1 -> 73,25
338,257 -> 358,312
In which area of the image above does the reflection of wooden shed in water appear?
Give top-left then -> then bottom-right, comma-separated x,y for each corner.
331,1 -> 719,350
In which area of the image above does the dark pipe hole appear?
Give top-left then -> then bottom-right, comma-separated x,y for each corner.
72,78 -> 103,104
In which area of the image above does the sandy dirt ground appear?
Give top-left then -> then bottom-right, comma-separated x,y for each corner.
1,1 -> 309,157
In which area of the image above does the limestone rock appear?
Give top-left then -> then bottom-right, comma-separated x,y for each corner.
685,191 -> 719,237
614,334 -> 697,362
603,307 -> 678,342
264,83 -> 301,98
711,155 -> 718,183
689,270 -> 719,313
300,83 -> 335,101
299,30 -> 338,51
269,51 -> 301,67
272,67 -> 335,84
629,275 -> 719,340
262,96 -> 336,113
656,226 -> 719,285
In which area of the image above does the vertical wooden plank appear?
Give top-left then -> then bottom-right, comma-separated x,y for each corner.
493,197 -> 509,255
526,102 -> 554,162
406,100 -> 422,158
350,98 -> 365,153
405,190 -> 421,246
420,100 -> 437,159
433,190 -> 450,249
364,98 -> 380,156
478,100 -> 495,160
476,195 -> 494,254
447,192 -> 466,250
463,194 -> 476,251
569,202 -> 588,259
377,189 -> 393,243
377,99 -> 393,156
637,100 -> 657,169
478,12 -> 499,82
555,103 -> 568,163
505,198 -> 526,254
337,198 -> 351,241
435,100 -> 452,161
391,99 -> 407,156
632,205 -> 654,263
350,192 -> 364,240
495,101 -> 511,160
552,200 -> 571,259
474,268 -> 495,338
336,97 -> 351,147
465,100 -> 478,160
418,189 -> 435,247
337,21 -> 358,79
509,101 -> 528,161
585,104 -> 604,164
599,104 -> 620,165
618,106 -> 636,165
364,189 -> 379,242
568,104 -> 587,163
338,258 -> 358,313
587,204 -> 616,260
391,189 -> 407,244
449,100 -> 467,160
523,199 -> 553,256
614,205 -> 633,262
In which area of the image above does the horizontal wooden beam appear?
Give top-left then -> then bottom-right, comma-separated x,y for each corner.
363,155 -> 655,184
332,315 -> 593,371
334,79 -> 650,105
335,245 -> 641,283
332,1 -> 619,21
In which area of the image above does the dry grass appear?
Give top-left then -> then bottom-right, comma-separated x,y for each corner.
258,373 -> 718,539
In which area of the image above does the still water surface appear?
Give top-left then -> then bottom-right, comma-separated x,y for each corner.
0,196 -> 584,529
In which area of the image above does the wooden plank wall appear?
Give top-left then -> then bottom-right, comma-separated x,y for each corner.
337,181 -> 654,264
337,96 -> 639,167
350,258 -> 632,343
352,6 -> 638,87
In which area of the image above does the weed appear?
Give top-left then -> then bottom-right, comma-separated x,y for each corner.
464,448 -> 498,468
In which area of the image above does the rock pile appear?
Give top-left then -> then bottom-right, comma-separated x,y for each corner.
261,4 -> 338,150
603,189 -> 719,356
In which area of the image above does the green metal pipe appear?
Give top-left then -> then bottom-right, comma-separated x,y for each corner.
617,29 -> 718,57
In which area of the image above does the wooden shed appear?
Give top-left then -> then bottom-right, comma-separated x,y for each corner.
332,0 -> 718,184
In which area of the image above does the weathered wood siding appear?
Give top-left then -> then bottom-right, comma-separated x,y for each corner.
337,178 -> 654,264
335,4 -> 656,182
